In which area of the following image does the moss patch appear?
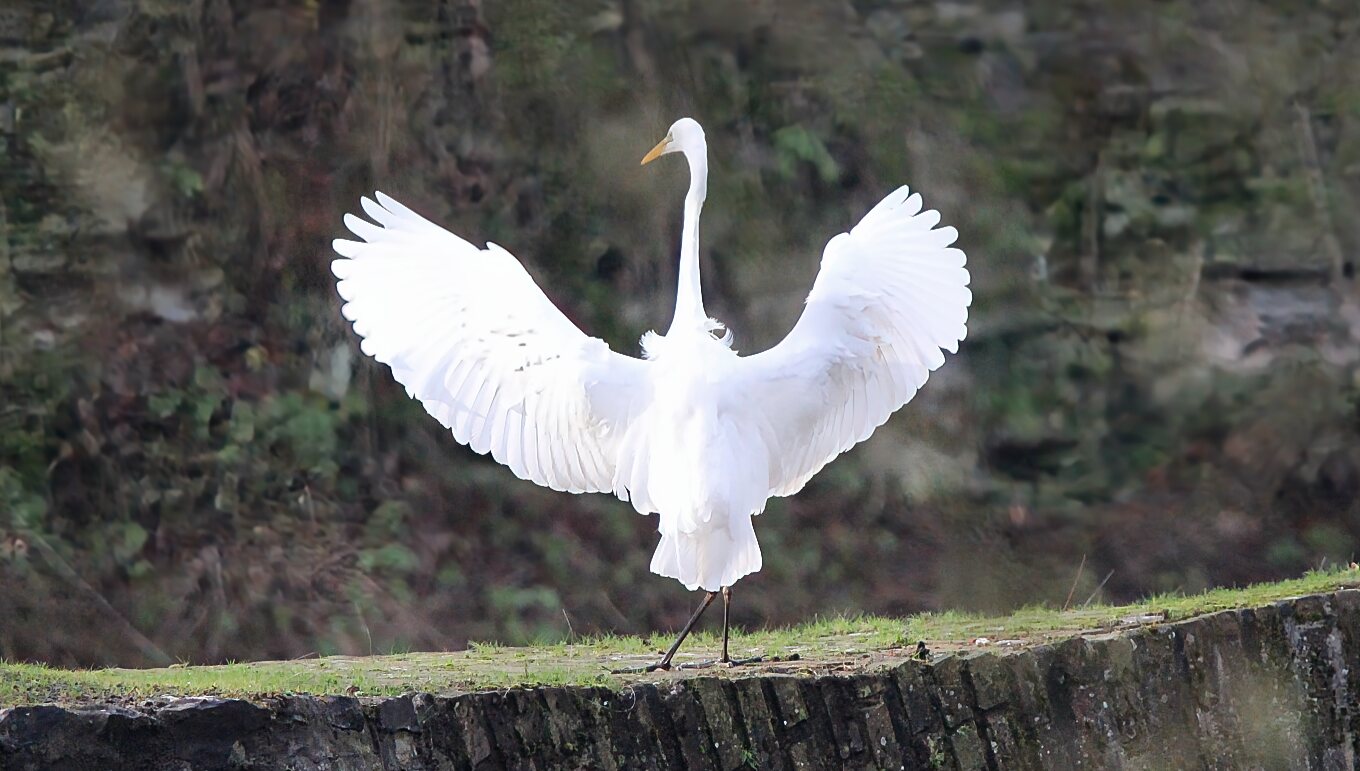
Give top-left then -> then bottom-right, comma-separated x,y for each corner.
3,567 -> 1355,707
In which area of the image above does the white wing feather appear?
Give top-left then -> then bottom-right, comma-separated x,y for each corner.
735,185 -> 971,497
331,192 -> 646,494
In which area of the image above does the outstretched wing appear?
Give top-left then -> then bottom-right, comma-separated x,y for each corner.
332,192 -> 648,494
732,186 -> 970,497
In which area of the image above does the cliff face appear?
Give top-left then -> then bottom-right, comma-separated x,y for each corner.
3,0 -> 1360,667
4,589 -> 1359,770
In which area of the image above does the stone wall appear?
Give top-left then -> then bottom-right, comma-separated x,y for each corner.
4,589 -> 1358,769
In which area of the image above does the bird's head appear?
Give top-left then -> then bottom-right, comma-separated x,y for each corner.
641,117 -> 706,165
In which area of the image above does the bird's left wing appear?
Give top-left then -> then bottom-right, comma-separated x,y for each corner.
332,192 -> 647,494
730,186 -> 971,498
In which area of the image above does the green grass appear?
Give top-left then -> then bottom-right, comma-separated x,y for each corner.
3,567 -> 1356,706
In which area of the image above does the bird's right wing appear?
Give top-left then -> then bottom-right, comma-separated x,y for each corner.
731,186 -> 971,497
332,192 -> 648,494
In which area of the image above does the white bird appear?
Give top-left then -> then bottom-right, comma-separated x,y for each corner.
331,117 -> 970,669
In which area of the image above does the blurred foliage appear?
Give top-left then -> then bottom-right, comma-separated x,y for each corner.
2,0 -> 1360,666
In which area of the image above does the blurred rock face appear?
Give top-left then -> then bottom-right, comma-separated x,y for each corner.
2,0 -> 1359,665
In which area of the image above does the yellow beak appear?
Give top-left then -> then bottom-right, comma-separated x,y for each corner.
640,135 -> 672,165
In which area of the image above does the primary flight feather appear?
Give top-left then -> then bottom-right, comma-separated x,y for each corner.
332,117 -> 971,669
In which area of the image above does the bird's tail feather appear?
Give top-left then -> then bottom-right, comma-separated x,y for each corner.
650,516 -> 762,592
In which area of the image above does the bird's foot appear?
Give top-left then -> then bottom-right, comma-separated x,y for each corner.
717,655 -> 764,668
670,655 -> 765,670
608,660 -> 673,675
613,653 -> 786,674
613,650 -> 795,674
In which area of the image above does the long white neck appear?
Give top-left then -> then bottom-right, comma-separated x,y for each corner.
667,144 -> 708,335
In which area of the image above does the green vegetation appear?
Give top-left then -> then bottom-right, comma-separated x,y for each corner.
5,0 -> 1360,676
4,568 -> 1354,706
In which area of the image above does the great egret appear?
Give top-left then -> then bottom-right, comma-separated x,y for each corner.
331,117 -> 970,670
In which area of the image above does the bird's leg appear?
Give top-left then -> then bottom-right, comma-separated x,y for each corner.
647,590 -> 718,672
720,586 -> 732,664
712,586 -> 765,668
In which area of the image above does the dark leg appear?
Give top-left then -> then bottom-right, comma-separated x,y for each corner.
720,586 -> 732,663
647,590 -> 717,672
713,586 -> 765,668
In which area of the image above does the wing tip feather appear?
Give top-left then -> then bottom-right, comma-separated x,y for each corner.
332,239 -> 362,258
